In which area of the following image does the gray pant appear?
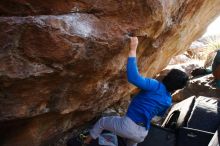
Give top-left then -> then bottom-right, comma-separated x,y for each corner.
90,116 -> 148,146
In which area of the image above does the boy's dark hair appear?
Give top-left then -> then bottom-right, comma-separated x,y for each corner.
162,69 -> 189,93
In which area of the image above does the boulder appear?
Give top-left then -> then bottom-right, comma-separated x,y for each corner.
1,0 -> 220,145
172,74 -> 220,102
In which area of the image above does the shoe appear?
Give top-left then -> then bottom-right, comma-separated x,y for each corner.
76,133 -> 88,146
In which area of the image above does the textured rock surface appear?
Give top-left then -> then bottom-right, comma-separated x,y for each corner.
1,0 -> 220,146
172,74 -> 220,102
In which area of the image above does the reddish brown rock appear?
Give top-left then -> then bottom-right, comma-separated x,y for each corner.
0,0 -> 91,16
1,0 -> 220,146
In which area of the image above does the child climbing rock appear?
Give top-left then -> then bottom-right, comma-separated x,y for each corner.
84,36 -> 189,146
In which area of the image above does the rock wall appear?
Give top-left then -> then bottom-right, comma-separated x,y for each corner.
0,0 -> 220,145
172,74 -> 220,102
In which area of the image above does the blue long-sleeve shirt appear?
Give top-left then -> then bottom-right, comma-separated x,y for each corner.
126,57 -> 172,130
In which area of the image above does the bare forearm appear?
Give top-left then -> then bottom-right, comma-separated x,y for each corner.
129,37 -> 138,57
129,50 -> 136,57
